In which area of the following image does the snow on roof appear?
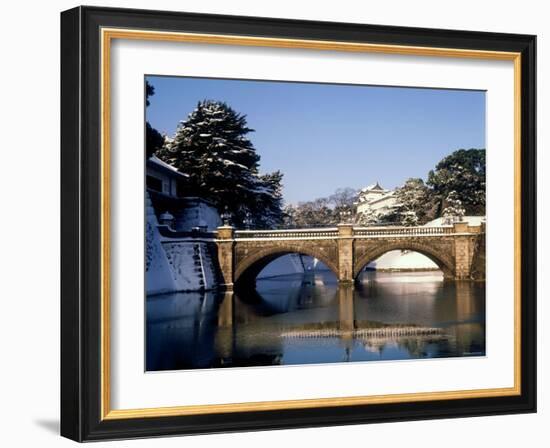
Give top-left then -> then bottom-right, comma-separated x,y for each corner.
147,155 -> 189,178
361,182 -> 385,192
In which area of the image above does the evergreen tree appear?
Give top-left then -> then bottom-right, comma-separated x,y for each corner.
156,100 -> 283,228
251,170 -> 284,228
394,178 -> 436,225
355,208 -> 379,226
145,81 -> 165,158
441,190 -> 466,224
427,148 -> 486,215
400,210 -> 420,226
146,122 -> 164,158
146,81 -> 155,107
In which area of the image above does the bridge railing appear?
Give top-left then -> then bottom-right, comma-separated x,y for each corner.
234,228 -> 339,239
157,224 -> 478,241
233,226 -> 458,239
353,226 -> 454,237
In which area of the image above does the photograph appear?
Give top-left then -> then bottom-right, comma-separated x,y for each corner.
144,76 -> 487,372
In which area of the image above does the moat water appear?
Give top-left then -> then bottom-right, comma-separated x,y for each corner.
146,270 -> 486,371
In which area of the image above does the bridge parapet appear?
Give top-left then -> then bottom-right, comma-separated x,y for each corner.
232,224 -> 482,240
354,226 -> 454,237
234,228 -> 338,240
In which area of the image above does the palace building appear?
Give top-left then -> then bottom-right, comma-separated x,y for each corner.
355,182 -> 399,219
146,155 -> 221,232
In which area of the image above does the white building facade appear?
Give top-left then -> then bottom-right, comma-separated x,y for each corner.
355,182 -> 399,221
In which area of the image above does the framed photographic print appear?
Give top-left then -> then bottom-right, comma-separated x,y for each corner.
60,6 -> 536,442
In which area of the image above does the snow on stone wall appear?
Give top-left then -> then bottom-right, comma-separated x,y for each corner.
199,244 -> 218,290
174,198 -> 221,231
146,194 -> 178,295
146,193 -> 220,295
161,241 -> 219,292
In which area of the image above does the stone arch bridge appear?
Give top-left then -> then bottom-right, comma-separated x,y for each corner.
215,221 -> 485,289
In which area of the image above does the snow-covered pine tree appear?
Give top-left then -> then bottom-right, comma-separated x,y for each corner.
146,122 -> 164,158
394,178 -> 435,226
401,210 -> 420,226
442,190 -> 466,224
250,170 -> 284,228
355,208 -> 379,226
156,100 -> 283,228
427,148 -> 486,216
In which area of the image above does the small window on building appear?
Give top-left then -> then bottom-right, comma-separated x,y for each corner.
146,175 -> 163,192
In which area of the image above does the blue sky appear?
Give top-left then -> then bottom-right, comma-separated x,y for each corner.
146,76 -> 485,204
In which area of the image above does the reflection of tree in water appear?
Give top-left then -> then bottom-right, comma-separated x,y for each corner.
357,321 -> 485,359
396,337 -> 435,358
361,333 -> 448,354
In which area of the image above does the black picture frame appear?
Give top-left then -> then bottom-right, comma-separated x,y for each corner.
61,5 -> 536,442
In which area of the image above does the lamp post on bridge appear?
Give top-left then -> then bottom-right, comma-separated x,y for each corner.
221,206 -> 232,227
243,211 -> 252,230
339,207 -> 352,224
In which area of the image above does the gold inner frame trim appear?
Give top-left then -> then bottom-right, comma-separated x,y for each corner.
100,27 -> 522,420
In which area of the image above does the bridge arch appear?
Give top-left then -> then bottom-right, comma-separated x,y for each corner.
234,245 -> 339,287
353,242 -> 455,280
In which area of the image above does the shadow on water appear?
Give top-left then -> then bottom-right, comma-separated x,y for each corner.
146,270 -> 485,371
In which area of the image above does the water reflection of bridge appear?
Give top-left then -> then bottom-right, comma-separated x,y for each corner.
216,277 -> 484,359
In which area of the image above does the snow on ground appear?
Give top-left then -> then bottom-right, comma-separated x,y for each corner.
256,250 -> 439,278
424,216 -> 485,227
367,250 -> 438,270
